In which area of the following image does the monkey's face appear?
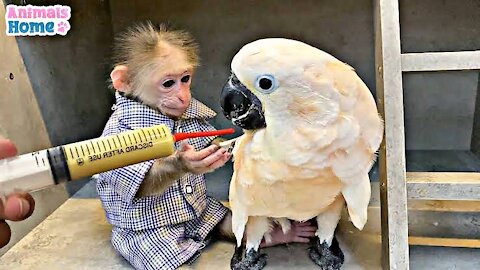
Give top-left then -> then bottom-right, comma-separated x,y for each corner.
153,69 -> 193,118
134,46 -> 195,119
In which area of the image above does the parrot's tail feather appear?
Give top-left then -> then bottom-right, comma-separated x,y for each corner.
341,174 -> 371,230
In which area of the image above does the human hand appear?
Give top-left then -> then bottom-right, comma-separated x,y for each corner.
262,220 -> 317,247
178,142 -> 232,174
0,137 -> 35,247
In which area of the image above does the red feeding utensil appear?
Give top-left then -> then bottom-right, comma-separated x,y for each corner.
173,128 -> 236,142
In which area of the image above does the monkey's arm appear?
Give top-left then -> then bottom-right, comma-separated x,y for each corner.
136,154 -> 188,197
137,138 -> 231,197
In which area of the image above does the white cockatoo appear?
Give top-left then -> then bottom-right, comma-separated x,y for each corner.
220,38 -> 384,270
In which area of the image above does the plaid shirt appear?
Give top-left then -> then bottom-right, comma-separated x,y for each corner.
96,92 -> 229,270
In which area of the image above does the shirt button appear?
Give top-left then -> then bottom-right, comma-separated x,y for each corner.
185,184 -> 193,194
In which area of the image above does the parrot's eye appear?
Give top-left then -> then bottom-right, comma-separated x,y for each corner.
255,74 -> 278,94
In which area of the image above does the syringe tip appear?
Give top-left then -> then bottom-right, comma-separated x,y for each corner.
174,128 -> 236,142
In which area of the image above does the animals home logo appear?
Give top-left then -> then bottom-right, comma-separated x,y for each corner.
5,4 -> 71,36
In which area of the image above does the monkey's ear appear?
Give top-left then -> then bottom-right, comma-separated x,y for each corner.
110,65 -> 130,92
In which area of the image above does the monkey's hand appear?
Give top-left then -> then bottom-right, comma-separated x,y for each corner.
136,142 -> 231,197
210,137 -> 227,146
178,141 -> 231,175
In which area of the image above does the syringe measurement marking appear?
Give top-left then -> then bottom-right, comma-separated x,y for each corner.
133,134 -> 138,144
101,141 -> 106,151
158,127 -> 165,138
107,139 -> 112,150
152,128 -> 159,138
146,130 -> 152,141
42,158 -> 45,166
122,135 -> 127,146
96,141 -> 101,153
112,138 -> 117,148
80,145 -> 85,156
91,141 -> 96,154
116,135 -> 123,147
35,156 -> 39,166
69,148 -> 74,159
127,134 -> 133,145
75,147 -> 80,158
140,129 -> 147,142
86,144 -> 91,155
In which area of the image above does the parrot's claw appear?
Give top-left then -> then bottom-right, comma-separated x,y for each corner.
230,245 -> 267,270
308,236 -> 344,270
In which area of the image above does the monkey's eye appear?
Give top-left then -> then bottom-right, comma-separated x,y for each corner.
162,80 -> 175,88
181,75 -> 190,83
255,74 -> 278,94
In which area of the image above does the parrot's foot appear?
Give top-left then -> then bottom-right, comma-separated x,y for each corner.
230,245 -> 267,270
308,236 -> 344,270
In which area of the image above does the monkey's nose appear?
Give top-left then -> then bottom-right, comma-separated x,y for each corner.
177,87 -> 191,105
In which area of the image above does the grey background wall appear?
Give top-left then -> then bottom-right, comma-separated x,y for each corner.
7,0 -> 116,147
399,0 -> 480,150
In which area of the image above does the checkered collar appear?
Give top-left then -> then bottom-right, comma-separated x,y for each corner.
114,91 -> 217,129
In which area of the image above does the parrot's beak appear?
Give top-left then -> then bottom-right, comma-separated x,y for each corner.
220,72 -> 267,130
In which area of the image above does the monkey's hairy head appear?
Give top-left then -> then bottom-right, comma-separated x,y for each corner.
110,21 -> 200,119
111,21 -> 199,88
112,21 -> 200,70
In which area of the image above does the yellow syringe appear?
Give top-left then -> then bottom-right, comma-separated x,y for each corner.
0,124 -> 235,196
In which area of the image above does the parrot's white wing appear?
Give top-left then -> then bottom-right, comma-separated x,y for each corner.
229,134 -> 253,247
310,60 -> 383,230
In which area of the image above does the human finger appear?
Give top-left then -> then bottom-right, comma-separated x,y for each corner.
0,139 -> 17,159
0,220 -> 11,248
0,193 -> 35,221
293,236 -> 310,243
297,225 -> 317,232
296,230 -> 316,238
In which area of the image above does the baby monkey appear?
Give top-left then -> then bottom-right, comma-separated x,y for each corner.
109,23 -> 229,197
96,21 -> 317,270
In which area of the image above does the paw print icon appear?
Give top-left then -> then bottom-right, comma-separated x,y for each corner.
56,21 -> 71,36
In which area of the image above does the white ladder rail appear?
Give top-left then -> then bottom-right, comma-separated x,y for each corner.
374,0 -> 410,269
